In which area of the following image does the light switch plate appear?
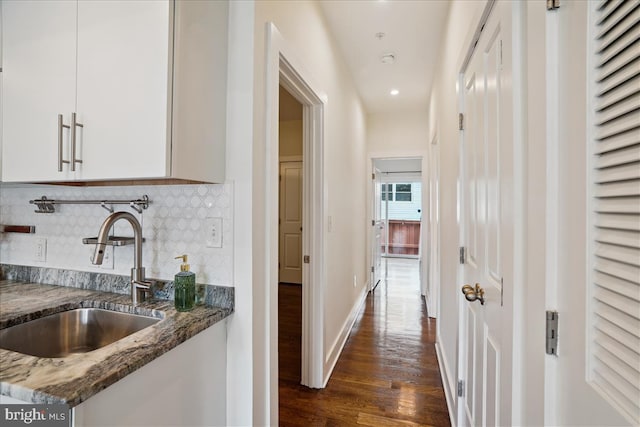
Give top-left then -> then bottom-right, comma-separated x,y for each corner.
34,237 -> 47,262
206,217 -> 223,248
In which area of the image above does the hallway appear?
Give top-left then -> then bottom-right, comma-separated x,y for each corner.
279,258 -> 450,426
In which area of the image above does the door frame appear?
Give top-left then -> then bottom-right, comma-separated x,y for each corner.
265,24 -> 327,423
371,165 -> 384,292
427,132 -> 441,318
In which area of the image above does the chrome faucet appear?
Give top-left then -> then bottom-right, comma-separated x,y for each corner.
92,211 -> 151,305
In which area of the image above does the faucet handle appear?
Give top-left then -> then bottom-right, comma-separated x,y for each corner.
132,279 -> 153,304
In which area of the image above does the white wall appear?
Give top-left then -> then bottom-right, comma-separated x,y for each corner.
368,110 -> 429,155
224,2 -> 255,426
428,0 -> 488,422
251,1 -> 368,424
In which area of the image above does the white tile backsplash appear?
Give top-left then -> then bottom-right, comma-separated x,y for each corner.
0,183 -> 233,286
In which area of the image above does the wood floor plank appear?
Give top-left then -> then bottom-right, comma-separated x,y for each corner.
278,258 -> 451,427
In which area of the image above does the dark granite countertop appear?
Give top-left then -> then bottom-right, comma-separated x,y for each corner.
0,280 -> 232,407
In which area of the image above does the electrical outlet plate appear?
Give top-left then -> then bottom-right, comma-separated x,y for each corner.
206,217 -> 223,248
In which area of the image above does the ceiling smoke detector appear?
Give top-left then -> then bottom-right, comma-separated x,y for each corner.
381,53 -> 396,64
375,32 -> 386,40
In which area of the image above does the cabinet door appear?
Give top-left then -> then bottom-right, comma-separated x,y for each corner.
2,0 -> 77,182
76,0 -> 171,181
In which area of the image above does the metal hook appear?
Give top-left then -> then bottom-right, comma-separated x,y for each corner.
100,201 -> 114,213
129,201 -> 143,214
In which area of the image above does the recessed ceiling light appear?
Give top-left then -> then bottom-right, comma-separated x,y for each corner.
375,32 -> 386,40
381,53 -> 396,64
390,89 -> 399,96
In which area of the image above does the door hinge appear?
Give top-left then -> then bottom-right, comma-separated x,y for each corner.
372,173 -> 376,180
546,311 -> 559,355
457,380 -> 464,397
459,113 -> 464,130
371,266 -> 375,273
459,246 -> 466,264
303,255 -> 310,264
372,219 -> 375,226
546,0 -> 560,10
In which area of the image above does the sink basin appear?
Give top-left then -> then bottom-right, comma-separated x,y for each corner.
0,308 -> 160,358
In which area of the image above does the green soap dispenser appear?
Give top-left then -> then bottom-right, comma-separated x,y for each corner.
174,254 -> 195,312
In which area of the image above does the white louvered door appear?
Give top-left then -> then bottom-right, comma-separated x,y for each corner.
590,0 -> 640,423
548,0 -> 638,425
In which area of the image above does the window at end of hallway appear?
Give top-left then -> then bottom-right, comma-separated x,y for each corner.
395,184 -> 412,202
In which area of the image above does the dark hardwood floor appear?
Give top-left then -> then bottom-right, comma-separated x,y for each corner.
278,258 -> 451,426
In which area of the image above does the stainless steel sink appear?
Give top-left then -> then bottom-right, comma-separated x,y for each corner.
0,308 -> 160,358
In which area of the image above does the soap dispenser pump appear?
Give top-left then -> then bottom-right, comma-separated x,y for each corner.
174,254 -> 195,312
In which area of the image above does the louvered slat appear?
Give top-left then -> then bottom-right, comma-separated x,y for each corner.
595,342 -> 640,385
597,25 -> 640,67
597,6 -> 640,51
596,94 -> 640,124
595,74 -> 640,114
593,371 -> 640,422
595,162 -> 640,183
595,258 -> 640,284
595,197 -> 640,214
596,63 -> 640,100
596,1 -> 638,42
593,368 -> 640,420
595,228 -> 640,247
591,3 -> 640,423
594,180 -> 640,198
594,286 -> 640,317
594,144 -> 640,167
594,272 -> 640,302
594,128 -> 640,153
594,316 -> 640,354
594,301 -> 640,340
598,0 -> 626,25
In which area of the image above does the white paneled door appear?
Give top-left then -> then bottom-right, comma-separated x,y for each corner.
279,161 -> 303,284
458,2 -> 514,426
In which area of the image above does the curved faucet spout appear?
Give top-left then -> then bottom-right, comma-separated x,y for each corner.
93,211 -> 142,268
92,211 -> 149,305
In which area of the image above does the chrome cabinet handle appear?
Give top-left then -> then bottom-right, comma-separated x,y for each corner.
58,114 -> 70,172
70,112 -> 83,171
461,283 -> 485,305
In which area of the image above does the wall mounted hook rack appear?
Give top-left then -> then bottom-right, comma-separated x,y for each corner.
29,195 -> 150,214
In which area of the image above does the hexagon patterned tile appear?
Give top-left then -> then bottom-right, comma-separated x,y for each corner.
0,183 -> 233,286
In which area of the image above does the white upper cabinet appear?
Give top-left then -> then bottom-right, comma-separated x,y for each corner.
1,0 -> 227,184
2,1 -> 77,182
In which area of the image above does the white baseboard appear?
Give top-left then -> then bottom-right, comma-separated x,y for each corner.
322,285 -> 368,386
435,340 -> 456,427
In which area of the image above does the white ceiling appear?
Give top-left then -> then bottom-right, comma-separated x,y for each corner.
319,0 -> 450,114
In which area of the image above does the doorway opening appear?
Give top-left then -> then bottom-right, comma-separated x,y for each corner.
266,25 -> 327,424
371,157 -> 423,291
278,85 -> 303,386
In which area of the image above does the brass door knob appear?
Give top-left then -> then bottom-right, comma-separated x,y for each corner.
461,283 -> 485,305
